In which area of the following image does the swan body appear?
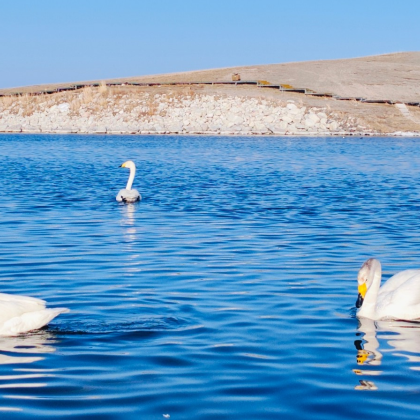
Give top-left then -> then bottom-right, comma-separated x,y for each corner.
0,293 -> 69,336
116,160 -> 141,203
356,258 -> 420,321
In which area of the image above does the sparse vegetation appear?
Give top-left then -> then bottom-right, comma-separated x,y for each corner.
0,83 -> 419,135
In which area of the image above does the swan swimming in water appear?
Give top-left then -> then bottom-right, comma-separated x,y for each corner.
0,293 -> 69,336
356,258 -> 420,321
116,160 -> 141,203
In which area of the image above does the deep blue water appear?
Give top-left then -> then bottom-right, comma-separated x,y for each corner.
1,134 -> 420,419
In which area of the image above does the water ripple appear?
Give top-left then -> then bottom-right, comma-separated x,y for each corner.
0,135 -> 420,418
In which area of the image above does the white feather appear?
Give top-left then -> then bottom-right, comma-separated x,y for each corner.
0,293 -> 68,336
357,258 -> 420,320
116,160 -> 142,203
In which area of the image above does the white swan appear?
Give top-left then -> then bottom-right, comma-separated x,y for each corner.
356,258 -> 420,320
0,293 -> 69,336
116,160 -> 141,203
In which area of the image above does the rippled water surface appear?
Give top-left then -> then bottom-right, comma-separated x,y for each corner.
1,134 -> 420,419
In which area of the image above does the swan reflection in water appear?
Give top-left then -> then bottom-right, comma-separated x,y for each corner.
119,203 -> 141,249
353,317 -> 420,390
0,331 -> 58,391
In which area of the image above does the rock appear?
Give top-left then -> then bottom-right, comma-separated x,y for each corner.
7,125 -> 22,132
58,103 -> 70,113
166,124 -> 183,133
21,126 -> 41,133
306,113 -> 320,124
93,127 -> 107,133
254,122 -> 267,131
289,107 -> 301,116
0,90 -> 375,136
327,121 -> 339,131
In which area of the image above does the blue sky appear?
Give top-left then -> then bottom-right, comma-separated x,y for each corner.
0,0 -> 419,88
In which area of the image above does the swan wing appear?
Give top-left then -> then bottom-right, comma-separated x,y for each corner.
379,269 -> 420,292
0,294 -> 46,325
116,189 -> 126,202
377,270 -> 420,319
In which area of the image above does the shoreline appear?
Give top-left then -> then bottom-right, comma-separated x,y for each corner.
1,131 -> 418,137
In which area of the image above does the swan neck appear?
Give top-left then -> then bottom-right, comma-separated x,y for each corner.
126,166 -> 135,190
358,264 -> 382,319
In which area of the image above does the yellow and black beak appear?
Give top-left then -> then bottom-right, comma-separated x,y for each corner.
356,283 -> 367,308
119,163 -> 125,168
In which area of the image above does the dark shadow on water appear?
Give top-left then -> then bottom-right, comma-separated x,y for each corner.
48,316 -> 187,336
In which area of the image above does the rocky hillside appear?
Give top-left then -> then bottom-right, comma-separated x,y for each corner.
0,85 -> 376,136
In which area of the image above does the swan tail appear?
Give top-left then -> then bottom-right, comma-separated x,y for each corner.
0,308 -> 69,336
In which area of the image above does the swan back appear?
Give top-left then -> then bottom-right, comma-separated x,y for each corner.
0,293 -> 45,325
376,270 -> 420,319
116,188 -> 141,203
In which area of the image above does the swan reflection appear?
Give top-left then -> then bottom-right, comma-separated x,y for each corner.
353,317 -> 420,390
0,331 -> 56,365
119,203 -> 139,246
120,203 -> 137,226
0,331 -> 58,390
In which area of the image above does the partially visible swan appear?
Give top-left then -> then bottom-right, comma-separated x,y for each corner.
356,258 -> 420,320
0,293 -> 69,336
116,160 -> 141,203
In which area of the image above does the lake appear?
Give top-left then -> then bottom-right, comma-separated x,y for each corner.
0,134 -> 420,419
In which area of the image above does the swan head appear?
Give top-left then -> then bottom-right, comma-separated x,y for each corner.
120,160 -> 136,170
356,258 -> 381,308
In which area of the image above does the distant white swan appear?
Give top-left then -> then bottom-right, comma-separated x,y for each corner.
0,293 -> 69,336
356,258 -> 420,320
116,160 -> 141,203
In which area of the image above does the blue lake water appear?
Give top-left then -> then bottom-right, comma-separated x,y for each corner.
1,134 -> 420,419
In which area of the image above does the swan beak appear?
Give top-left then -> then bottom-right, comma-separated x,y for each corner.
120,163 -> 126,168
358,283 -> 367,298
356,283 -> 367,308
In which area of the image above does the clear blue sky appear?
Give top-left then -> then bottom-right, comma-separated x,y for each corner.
0,0 -> 419,88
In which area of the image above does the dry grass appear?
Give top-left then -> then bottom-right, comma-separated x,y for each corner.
70,97 -> 81,114
81,87 -> 94,104
98,81 -> 108,94
0,95 -> 14,107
